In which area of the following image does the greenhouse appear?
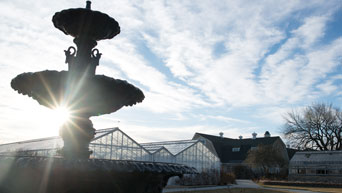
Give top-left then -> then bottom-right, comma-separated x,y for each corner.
289,151 -> 342,183
142,140 -> 221,172
0,127 -> 220,172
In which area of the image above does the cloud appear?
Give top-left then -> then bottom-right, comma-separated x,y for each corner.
134,0 -> 341,108
203,115 -> 250,124
99,37 -> 210,113
117,123 -> 261,142
260,16 -> 342,103
254,106 -> 296,124
316,80 -> 338,95
0,0 -> 341,143
118,124 -> 207,142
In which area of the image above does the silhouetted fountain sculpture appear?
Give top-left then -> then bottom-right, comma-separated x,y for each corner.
0,1 -> 196,193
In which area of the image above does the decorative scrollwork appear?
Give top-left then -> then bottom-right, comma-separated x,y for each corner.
91,48 -> 102,66
64,46 -> 76,64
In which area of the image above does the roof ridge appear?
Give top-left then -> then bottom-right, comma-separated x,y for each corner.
196,132 -> 280,140
141,139 -> 198,145
296,150 -> 342,154
0,136 -> 61,146
0,127 -> 119,146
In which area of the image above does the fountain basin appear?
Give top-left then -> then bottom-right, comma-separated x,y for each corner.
0,156 -> 197,193
11,70 -> 144,116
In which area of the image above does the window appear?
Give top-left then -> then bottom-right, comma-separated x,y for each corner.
327,169 -> 338,175
199,139 -> 206,145
307,169 -> 316,174
297,169 -> 306,174
316,169 -> 327,175
250,146 -> 257,150
232,147 -> 240,152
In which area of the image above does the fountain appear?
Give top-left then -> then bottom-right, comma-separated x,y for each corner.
0,1 -> 196,193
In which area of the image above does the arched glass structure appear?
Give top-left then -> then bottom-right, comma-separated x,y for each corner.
0,128 -> 220,172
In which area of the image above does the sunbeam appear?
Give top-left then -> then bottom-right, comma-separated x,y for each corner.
52,106 -> 71,127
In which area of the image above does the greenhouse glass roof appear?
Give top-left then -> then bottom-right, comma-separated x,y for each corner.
92,128 -> 119,140
0,128 -> 118,154
290,150 -> 342,163
0,136 -> 62,153
0,129 -> 209,162
141,140 -> 197,155
0,129 -> 221,172
142,146 -> 164,154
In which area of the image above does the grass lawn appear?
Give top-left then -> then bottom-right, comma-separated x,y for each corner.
259,183 -> 342,193
172,188 -> 290,193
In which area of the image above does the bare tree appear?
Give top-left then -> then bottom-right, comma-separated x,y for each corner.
283,103 -> 342,151
244,144 -> 287,176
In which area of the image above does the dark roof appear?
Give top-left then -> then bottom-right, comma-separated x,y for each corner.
194,133 -> 281,163
286,148 -> 298,160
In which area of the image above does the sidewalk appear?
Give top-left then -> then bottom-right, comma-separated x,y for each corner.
163,180 -> 318,193
163,185 -> 230,192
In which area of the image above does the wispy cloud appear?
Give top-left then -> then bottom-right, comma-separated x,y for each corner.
204,115 -> 250,124
0,0 -> 341,143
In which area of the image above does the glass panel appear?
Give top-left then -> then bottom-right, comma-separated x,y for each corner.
0,128 -> 222,172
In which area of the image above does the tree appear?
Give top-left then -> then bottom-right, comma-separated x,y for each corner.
283,103 -> 342,151
244,144 -> 287,176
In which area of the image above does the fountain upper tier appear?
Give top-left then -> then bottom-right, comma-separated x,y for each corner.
52,2 -> 120,41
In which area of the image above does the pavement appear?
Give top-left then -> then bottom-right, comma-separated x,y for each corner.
163,179 -> 320,193
234,179 -> 262,188
163,185 -> 230,192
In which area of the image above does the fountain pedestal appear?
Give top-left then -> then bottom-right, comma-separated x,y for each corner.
59,116 -> 95,159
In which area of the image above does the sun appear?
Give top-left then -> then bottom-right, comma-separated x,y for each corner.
52,106 -> 71,126
33,105 -> 72,137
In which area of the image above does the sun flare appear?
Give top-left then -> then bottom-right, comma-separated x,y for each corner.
52,106 -> 71,126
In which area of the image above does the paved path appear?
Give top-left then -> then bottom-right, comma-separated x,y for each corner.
234,179 -> 262,188
263,187 -> 321,193
163,185 -> 230,192
235,180 -> 318,193
163,180 -> 319,193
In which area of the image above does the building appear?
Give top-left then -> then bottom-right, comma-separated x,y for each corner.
0,127 -> 220,173
192,131 -> 289,172
286,147 -> 298,160
289,151 -> 342,183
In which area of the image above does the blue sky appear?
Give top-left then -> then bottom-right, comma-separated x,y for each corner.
0,0 -> 341,144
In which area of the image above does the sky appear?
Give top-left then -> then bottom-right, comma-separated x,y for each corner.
0,0 -> 341,144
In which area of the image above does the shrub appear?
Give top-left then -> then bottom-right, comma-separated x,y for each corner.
219,172 -> 236,185
175,169 -> 220,186
233,165 -> 254,179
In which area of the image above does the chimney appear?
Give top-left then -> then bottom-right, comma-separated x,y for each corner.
239,135 -> 243,140
264,131 -> 271,138
219,132 -> 224,138
252,132 -> 257,139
